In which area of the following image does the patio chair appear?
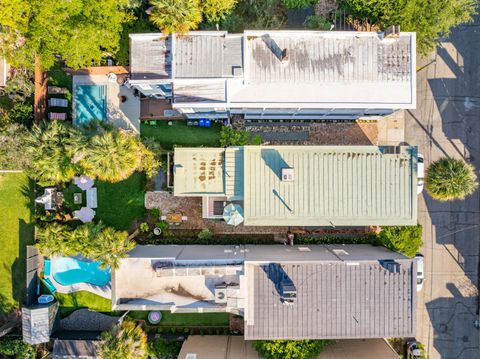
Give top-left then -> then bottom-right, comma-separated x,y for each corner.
48,98 -> 68,108
181,216 -> 188,222
48,112 -> 67,120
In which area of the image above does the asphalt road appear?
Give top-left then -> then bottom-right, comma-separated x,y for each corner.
405,16 -> 480,359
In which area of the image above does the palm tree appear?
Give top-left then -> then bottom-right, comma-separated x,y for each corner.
426,157 -> 478,201
92,226 -> 135,269
25,121 -> 83,185
80,131 -> 142,182
99,321 -> 148,359
149,0 -> 202,34
36,222 -> 75,257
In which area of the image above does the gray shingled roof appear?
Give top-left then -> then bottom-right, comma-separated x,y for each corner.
245,259 -> 416,340
52,340 -> 99,359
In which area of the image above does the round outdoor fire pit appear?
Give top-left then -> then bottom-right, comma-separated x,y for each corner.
148,311 -> 162,325
153,227 -> 162,236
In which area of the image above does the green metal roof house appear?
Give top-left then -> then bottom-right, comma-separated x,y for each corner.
173,145 -> 418,226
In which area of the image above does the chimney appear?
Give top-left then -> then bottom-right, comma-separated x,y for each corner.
281,48 -> 289,64
384,25 -> 400,38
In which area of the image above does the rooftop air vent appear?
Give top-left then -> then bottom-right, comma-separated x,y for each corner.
281,168 -> 294,182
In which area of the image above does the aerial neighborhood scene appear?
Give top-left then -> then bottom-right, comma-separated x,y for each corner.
0,0 -> 479,358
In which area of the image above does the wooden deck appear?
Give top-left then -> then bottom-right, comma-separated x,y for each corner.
140,98 -> 183,120
34,57 -> 48,122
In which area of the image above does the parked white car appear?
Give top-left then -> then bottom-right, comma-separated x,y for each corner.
415,253 -> 425,292
417,154 -> 425,194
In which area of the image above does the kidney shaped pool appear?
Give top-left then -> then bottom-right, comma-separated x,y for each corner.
53,257 -> 111,286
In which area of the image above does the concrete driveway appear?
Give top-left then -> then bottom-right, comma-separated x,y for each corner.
405,16 -> 480,359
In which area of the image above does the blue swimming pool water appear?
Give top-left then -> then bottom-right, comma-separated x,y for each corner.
53,257 -> 111,286
75,85 -> 107,124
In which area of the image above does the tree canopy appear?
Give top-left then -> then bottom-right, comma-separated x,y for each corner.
149,0 -> 202,34
202,0 -> 237,23
341,0 -> 477,55
0,0 -> 134,70
99,321 -> 148,359
254,340 -> 335,359
426,157 -> 478,201
24,121 -> 159,184
36,221 -> 135,269
377,225 -> 423,257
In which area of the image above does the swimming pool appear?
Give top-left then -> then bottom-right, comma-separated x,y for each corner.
74,84 -> 107,125
53,257 -> 111,286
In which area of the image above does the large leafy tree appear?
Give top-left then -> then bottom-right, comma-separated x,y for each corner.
426,157 -> 478,201
25,121 -> 82,185
99,321 -> 148,359
254,340 -> 334,359
80,130 -> 159,182
0,0 -> 133,70
202,0 -> 237,23
0,124 -> 32,170
36,221 -> 134,269
341,0 -> 477,55
149,0 -> 202,34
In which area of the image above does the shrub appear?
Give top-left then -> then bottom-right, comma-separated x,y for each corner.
148,339 -> 182,358
197,228 -> 213,240
377,225 -> 423,258
282,0 -> 316,9
156,220 -> 169,233
99,321 -> 148,359
426,157 -> 478,201
220,126 -> 261,147
254,339 -> 335,359
0,337 -> 36,359
139,222 -> 150,233
150,208 -> 161,218
305,15 -> 332,30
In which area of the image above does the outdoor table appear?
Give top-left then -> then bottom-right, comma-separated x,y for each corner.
55,191 -> 64,207
166,213 -> 183,223
73,193 -> 82,205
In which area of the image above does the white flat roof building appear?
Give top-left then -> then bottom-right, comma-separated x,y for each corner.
129,30 -> 416,119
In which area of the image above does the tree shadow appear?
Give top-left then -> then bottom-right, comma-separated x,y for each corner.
425,283 -> 479,359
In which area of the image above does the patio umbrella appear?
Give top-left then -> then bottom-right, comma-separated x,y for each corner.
74,175 -> 94,191
223,203 -> 244,226
74,207 -> 96,223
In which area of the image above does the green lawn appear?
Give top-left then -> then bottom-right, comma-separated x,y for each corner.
129,311 -> 230,327
0,173 -> 34,316
95,172 -> 146,230
141,121 -> 222,150
54,291 -> 113,316
48,64 -> 73,92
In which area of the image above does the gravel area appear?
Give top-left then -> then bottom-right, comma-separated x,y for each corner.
60,309 -> 119,331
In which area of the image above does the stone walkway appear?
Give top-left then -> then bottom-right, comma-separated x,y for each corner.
60,309 -> 119,332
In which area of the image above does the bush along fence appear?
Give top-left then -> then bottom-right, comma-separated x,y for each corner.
137,224 -> 423,258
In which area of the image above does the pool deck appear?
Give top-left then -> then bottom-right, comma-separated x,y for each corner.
73,75 -> 140,133
48,256 -> 112,300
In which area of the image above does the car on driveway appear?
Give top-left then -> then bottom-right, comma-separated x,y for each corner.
415,253 -> 424,291
417,154 -> 425,194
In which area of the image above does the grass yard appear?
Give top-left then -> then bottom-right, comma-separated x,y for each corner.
0,173 -> 34,316
129,311 -> 230,327
48,64 -> 73,92
95,172 -> 146,230
54,291 -> 113,316
141,121 -> 222,150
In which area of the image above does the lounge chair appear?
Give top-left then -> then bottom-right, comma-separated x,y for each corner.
48,112 -> 67,120
86,188 -> 97,209
42,278 -> 57,294
48,98 -> 68,108
47,86 -> 68,95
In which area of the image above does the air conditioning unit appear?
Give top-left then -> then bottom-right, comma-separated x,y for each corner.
214,285 -> 227,304
281,168 -> 294,182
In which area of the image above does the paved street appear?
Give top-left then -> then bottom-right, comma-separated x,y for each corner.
405,16 -> 480,359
